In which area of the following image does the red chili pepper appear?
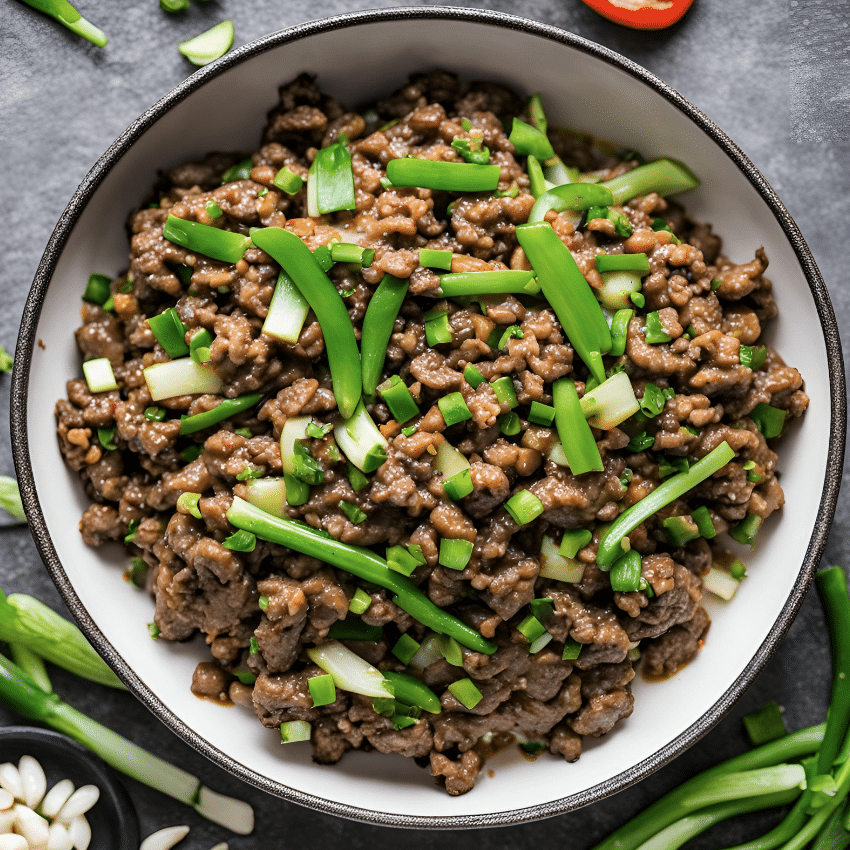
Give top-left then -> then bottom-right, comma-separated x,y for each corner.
580,0 -> 695,30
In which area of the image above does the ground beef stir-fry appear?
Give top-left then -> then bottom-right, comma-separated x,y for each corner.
57,72 -> 808,796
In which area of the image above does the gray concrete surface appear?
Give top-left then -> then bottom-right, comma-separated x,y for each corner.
0,1 -> 848,846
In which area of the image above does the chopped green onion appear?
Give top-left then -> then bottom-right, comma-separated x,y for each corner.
528,401 -> 555,427
630,291 -> 646,308
443,468 -> 474,501
306,640 -> 393,699
377,375 -> 419,424
598,271 -> 644,311
361,274 -> 408,400
177,492 -> 202,520
498,411 -> 522,436
223,529 -> 256,552
148,308 -> 189,358
178,392 -> 262,436
560,529 -> 593,559
579,371 -> 640,430
662,515 -> 700,548
189,328 -> 213,364
163,214 -> 249,264
610,308 -> 634,358
284,474 -> 309,506
601,158 -> 700,206
340,501 -> 367,525
96,426 -> 117,451
308,140 -> 356,215
306,421 -> 332,439
180,444 -> 203,463
539,535 -> 585,580
205,200 -> 223,219
730,559 -> 747,580
595,253 -> 650,274
125,558 -> 147,588
505,490 -> 544,526
178,20 -> 235,65
420,249 -> 453,270
349,588 -> 372,616
609,549 -> 642,592
82,273 -> 111,305
463,363 -> 486,389
346,462 -> 369,493
327,615 -> 383,642
607,209 -> 634,237
517,614 -> 547,644
145,406 -> 166,422
691,505 -> 717,539
221,158 -> 252,183
438,270 -> 540,298
439,538 -> 474,571
291,442 -> 324,486
447,678 -> 483,710
381,671 -> 441,715
527,183 -> 614,225
330,243 -> 370,265
498,325 -> 524,349
280,720 -> 311,744
424,309 -> 453,346
308,673 -> 336,707
596,441 -> 735,568
750,403 -> 787,439
730,513 -> 763,548
258,595 -> 269,611
386,158 -> 500,193
562,639 -> 583,661
527,155 -> 549,199
451,136 -> 491,165
640,383 -> 675,417
392,634 -> 421,665
437,634 -> 464,667
527,92 -> 548,134
82,358 -> 118,393
509,118 -> 555,161
627,432 -> 654,453
244,477 -> 286,516
262,271 -> 309,344
312,244 -> 333,272
280,416 -> 310,475
334,400 -> 389,473
491,376 -> 519,409
438,392 -> 472,427
743,702 -> 787,746
644,311 -> 672,344
273,166 -> 304,195
553,378 -> 603,476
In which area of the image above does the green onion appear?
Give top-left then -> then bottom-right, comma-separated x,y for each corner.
516,222 -> 611,383
382,670 -> 441,715
562,639 -> 583,661
227,498 -> 496,654
251,227 -> 362,419
527,155 -> 550,198
145,406 -> 166,423
595,253 -> 650,274
280,416 -> 311,475
553,378 -> 604,475
361,275 -> 409,400
179,392 -> 262,436
560,529 -> 593,559
730,559 -> 747,580
691,505 -> 717,539
291,443 -> 323,486
392,634 -> 420,665
438,392 -> 472,427
346,462 -> 369,493
528,92 -> 548,134
334,400 -> 388,473
498,411 -> 522,436
312,244 -> 333,272
539,536 -> 584,582
0,653 -> 253,831
244,477 -> 287,517
205,200 -> 223,219
262,271 -> 309,344
420,249 -> 453,270
439,538 -> 474,571
498,325 -> 524,349
176,492 -> 202,519
280,720 -> 311,744
438,270 -> 540,298
640,383 -> 675,417
348,588 -> 372,616
579,371 -> 640,430
601,158 -> 700,206
438,634 -> 464,667
517,614 -> 547,644
447,678 -> 483,710
273,166 -> 304,195
163,214 -> 249,263
308,673 -> 336,707
386,158 -> 501,192
750,403 -> 787,439
20,0 -> 108,46
339,501 -> 366,525
528,183 -> 615,224
597,441 -> 735,568
306,421 -> 332,439
711,278 -> 723,291
644,311 -> 672,344
509,118 -> 555,160
424,309 -> 453,346
9,643 -> 51,693
528,401 -> 555,427
443,468 -> 474,501
662,515 -> 700,548
82,273 -> 111,305
598,271 -> 644,311
306,640 -> 393,699
491,376 -> 519,409
743,702 -> 788,746
330,242 -> 371,265
451,136 -> 491,165
630,292 -> 646,308
148,308 -> 189,358
610,308 -> 634,357
180,445 -> 203,463
125,557 -> 147,588
609,549 -> 642,592
463,363 -> 486,389
505,490 -> 544,526
97,426 -> 117,451
730,513 -> 763,548
188,328 -> 213,364
703,566 -> 743,601
308,141 -> 356,216
178,19 -> 234,66
223,529 -> 256,552
82,358 -> 118,393
221,159 -> 252,183
327,615 -> 383,642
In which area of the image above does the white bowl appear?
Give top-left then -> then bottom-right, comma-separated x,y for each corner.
12,7 -> 845,829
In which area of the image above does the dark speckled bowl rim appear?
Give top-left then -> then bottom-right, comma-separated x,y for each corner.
10,5 -> 846,830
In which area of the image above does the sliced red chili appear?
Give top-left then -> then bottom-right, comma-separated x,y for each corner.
580,0 -> 695,30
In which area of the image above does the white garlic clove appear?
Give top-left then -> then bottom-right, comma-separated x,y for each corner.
14,801 -> 50,846
0,808 -> 15,833
18,755 -> 47,810
39,780 -> 74,819
0,790 -> 12,812
0,766 -> 23,802
209,844 -> 229,850
47,822 -> 74,850
0,833 -> 28,850
139,825 -> 191,850
67,815 -> 91,850
55,785 -> 99,823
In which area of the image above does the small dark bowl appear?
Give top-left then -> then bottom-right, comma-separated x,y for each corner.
0,726 -> 139,850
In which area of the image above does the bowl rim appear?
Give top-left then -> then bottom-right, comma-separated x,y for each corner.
10,4 -> 846,830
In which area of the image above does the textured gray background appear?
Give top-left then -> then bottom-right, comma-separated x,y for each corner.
1,0 -> 848,847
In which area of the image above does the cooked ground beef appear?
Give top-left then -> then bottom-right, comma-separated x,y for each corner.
57,71 -> 808,795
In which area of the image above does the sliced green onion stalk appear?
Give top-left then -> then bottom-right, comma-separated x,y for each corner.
528,183 -> 614,225
509,118 -> 555,161
448,678 -> 483,710
0,477 -> 25,523
420,249 -> 453,270
438,392 -> 472,427
334,400 -> 388,473
377,376 -> 419,424
361,275 -> 409,400
9,643 -> 51,694
386,158 -> 501,193
601,158 -> 699,206
662,515 -> 700,548
349,587 -> 372,616
273,167 -> 304,195
544,157 -> 580,186
579,371 -> 640,430
306,641 -> 393,699
176,492 -> 202,520
597,441 -> 734,568
527,155 -> 551,199
82,273 -> 111,305
730,513 -> 763,548
553,378 -> 604,475
609,550 -> 642,593
439,538 -> 474,571
143,358 -> 222,401
82,358 -> 118,394
162,214 -> 249,264
702,566 -> 743,601
560,529 -> 593,559
382,670 -> 441,715
424,308 -> 453,347
609,308 -> 634,358
0,653 -> 253,832
307,141 -> 356,216
392,634 -> 420,665
437,270 -> 540,298
528,401 -> 555,427
691,505 -> 717,539
280,720 -> 311,744
750,403 -> 788,440
177,20 -> 235,66
262,271 -> 309,344
595,253 -> 650,274
409,633 -> 444,674
326,615 -> 383,642
598,271 -> 644,311
743,702 -> 788,747
20,0 -> 108,47
179,392 -> 262,436
243,477 -> 286,518
505,490 -> 545,526
432,439 -> 471,480
307,672 -> 336,707
227,498 -> 496,653
280,416 -> 311,476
